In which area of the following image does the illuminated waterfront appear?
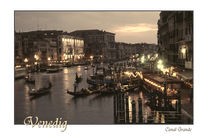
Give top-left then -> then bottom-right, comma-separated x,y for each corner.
15,64 -> 192,124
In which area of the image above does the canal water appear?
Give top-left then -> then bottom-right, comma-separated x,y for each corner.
14,65 -> 191,124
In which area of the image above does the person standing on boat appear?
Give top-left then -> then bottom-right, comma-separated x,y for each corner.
75,72 -> 78,80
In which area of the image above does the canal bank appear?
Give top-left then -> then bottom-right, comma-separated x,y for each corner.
15,64 -> 193,124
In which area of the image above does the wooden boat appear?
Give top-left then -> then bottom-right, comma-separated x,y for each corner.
67,86 -> 101,97
15,67 -> 26,79
46,66 -> 60,73
87,78 -> 97,85
67,89 -> 90,96
29,82 -> 52,96
86,74 -> 106,86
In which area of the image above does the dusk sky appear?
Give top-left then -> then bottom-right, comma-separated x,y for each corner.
15,11 -> 160,44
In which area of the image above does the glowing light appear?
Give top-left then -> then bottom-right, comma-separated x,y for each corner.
172,72 -> 177,77
144,78 -> 177,94
161,114 -> 165,123
15,65 -> 21,69
26,64 -> 30,68
181,47 -> 186,54
90,56 -> 94,60
63,53 -> 68,60
24,58 -> 28,63
158,60 -> 162,64
141,55 -> 145,63
48,57 -> 51,61
157,64 -> 164,70
34,54 -> 39,60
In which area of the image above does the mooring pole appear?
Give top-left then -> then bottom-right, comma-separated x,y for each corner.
163,81 -> 167,111
125,95 -> 129,123
120,93 -> 125,123
138,98 -> 143,123
131,100 -> 136,124
177,90 -> 181,114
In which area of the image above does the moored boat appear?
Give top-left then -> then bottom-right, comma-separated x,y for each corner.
67,86 -> 101,97
46,68 -> 59,73
67,89 -> 89,96
15,67 -> 26,79
29,82 -> 52,96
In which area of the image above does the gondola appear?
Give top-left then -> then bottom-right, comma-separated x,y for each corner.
46,68 -> 59,73
86,78 -> 97,85
66,87 -> 101,97
67,89 -> 90,96
29,82 -> 52,96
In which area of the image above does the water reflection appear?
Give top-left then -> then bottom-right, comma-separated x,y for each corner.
15,66 -> 115,124
15,65 -> 188,124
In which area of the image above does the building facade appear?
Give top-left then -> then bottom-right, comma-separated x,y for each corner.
116,42 -> 158,60
70,29 -> 116,62
158,11 -> 193,69
58,35 -> 84,63
14,30 -> 84,65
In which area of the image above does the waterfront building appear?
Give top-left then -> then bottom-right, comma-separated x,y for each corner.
15,32 -> 23,65
58,35 -> 84,63
15,30 -> 63,65
158,11 -> 193,69
14,30 -> 85,65
70,29 -> 116,62
33,39 -> 58,64
115,42 -> 158,60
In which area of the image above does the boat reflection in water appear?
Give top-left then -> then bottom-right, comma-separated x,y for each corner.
15,65 -> 191,124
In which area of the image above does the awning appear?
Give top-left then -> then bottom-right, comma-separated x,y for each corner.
177,71 -> 193,80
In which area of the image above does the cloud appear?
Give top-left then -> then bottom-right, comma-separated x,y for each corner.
111,23 -> 157,33
15,12 -> 160,43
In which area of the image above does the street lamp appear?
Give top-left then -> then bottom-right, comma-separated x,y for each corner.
34,54 -> 39,71
181,47 -> 186,55
141,55 -> 145,63
181,47 -> 186,59
24,58 -> 29,68
147,54 -> 150,59
24,58 -> 28,63
34,54 -> 39,60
